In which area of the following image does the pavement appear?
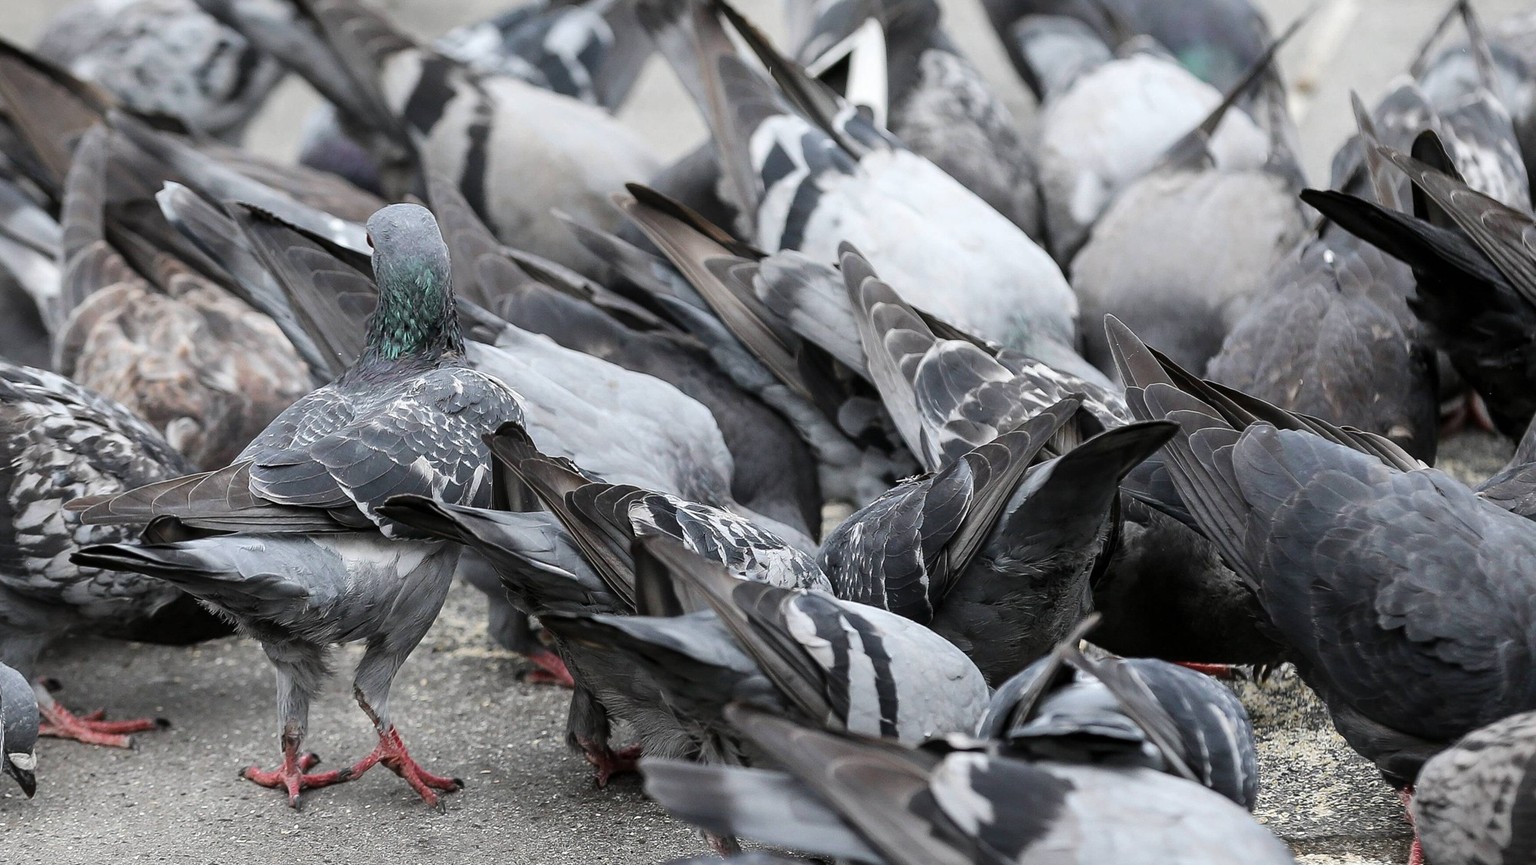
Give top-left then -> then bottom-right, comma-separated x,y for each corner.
0,0 -> 1529,863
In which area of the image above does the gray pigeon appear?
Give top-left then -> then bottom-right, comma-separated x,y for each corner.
786,0 -> 1042,238
1412,709 -> 1536,865
68,204 -> 523,809
638,0 -> 1080,368
196,0 -> 660,278
0,361 -> 228,749
979,623 -> 1259,809
33,0 -> 284,140
0,661 -> 38,798
643,704 -> 1297,865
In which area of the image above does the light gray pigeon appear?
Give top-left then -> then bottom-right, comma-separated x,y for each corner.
1412,709 -> 1536,865
643,704 -> 1297,865
196,0 -> 661,278
68,204 -> 524,810
33,0 -> 284,140
638,0 -> 1080,369
0,659 -> 39,797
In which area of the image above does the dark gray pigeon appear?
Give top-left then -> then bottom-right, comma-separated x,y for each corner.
978,622 -> 1259,809
643,704 -> 1296,865
1411,709 -> 1536,865
0,661 -> 38,798
0,361 -> 231,749
1109,316 -> 1536,848
67,204 -> 524,810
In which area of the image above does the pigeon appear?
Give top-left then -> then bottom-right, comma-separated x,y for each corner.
786,0 -> 1041,238
643,704 -> 1297,865
638,0 -> 1081,369
299,0 -> 653,193
33,0 -> 285,140
978,622 -> 1259,810
0,361 -> 233,748
1302,139 -> 1536,438
196,0 -> 661,278
1012,15 -> 1274,264
1108,316 -> 1536,843
543,534 -> 990,759
1411,709 -> 1536,865
68,203 -> 524,809
0,661 -> 38,798
821,398 -> 1176,685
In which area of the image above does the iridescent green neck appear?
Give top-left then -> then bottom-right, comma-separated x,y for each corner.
364,250 -> 462,362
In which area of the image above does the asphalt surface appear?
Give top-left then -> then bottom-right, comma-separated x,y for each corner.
1,0 -> 1531,863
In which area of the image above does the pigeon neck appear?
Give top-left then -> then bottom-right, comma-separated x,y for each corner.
364,249 -> 463,363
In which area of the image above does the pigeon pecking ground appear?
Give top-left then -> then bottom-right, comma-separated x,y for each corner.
0,0 -> 1528,863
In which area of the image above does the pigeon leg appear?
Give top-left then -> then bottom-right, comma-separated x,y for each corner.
241,643 -> 351,807
566,683 -> 637,785
523,647 -> 575,688
34,681 -> 166,748
578,738 -> 643,787
348,688 -> 464,810
1399,789 -> 1424,865
1175,662 -> 1239,680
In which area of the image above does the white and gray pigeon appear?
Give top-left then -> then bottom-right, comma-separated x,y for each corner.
1013,14 -> 1274,265
1411,709 -> 1536,865
785,0 -> 1041,238
978,623 -> 1259,810
196,0 -> 661,278
643,704 -> 1298,865
0,661 -> 38,798
638,0 -> 1081,370
67,203 -> 524,810
32,0 -> 285,140
298,0 -> 653,193
0,361 -> 232,750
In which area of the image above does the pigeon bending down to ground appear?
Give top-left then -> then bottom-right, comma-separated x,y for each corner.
1108,316 -> 1536,853
0,361 -> 231,749
979,621 -> 1259,810
1412,710 -> 1536,865
643,704 -> 1297,865
0,661 -> 39,798
33,0 -> 284,140
68,204 -> 523,810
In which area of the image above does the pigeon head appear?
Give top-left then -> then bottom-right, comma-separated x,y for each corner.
0,664 -> 38,798
363,203 -> 462,363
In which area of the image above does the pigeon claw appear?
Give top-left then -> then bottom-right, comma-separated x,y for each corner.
347,726 -> 462,810
242,751 -> 354,808
522,648 -> 576,688
38,700 -> 167,749
580,741 -> 642,788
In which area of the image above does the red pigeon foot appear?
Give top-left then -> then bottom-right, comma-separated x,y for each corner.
242,749 -> 354,808
38,692 -> 167,748
578,739 -> 642,787
1175,662 -> 1238,680
522,648 -> 576,688
347,726 -> 463,810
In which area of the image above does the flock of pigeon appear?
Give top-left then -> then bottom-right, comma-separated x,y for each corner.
5,0 -> 1536,862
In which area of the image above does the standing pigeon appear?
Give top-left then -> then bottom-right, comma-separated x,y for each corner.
1412,710 -> 1536,865
0,661 -> 39,798
68,203 -> 523,809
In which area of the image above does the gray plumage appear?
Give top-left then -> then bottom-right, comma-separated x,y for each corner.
34,0 -> 284,139
69,204 -> 523,809
980,630 -> 1259,809
643,705 -> 1296,865
197,0 -> 660,278
639,0 -> 1079,365
1412,710 -> 1536,865
1110,316 -> 1536,789
0,661 -> 38,798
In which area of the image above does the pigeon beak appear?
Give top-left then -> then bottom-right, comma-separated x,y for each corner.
5,753 -> 36,798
